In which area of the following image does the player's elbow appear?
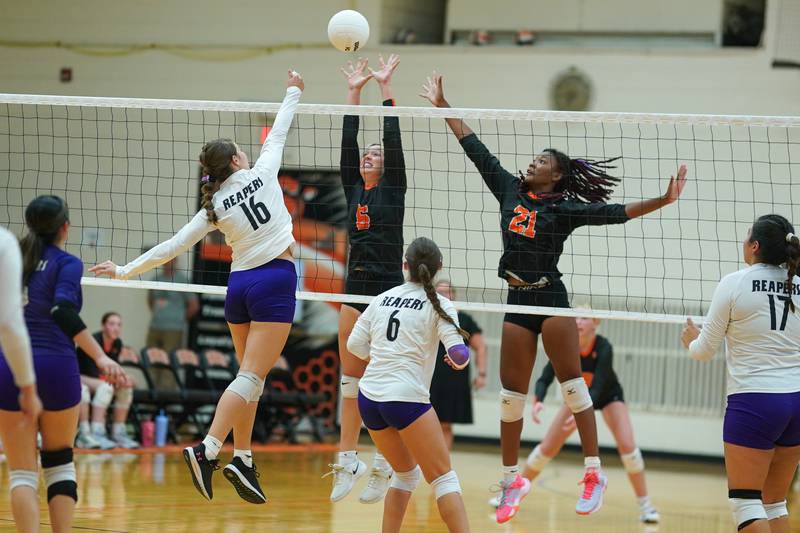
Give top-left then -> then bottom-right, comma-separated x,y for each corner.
346,335 -> 370,361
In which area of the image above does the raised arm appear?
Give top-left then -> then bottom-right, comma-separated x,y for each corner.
370,54 -> 406,190
251,70 -> 304,179
340,58 -> 372,191
624,165 -> 688,219
90,210 -> 213,280
420,72 -> 516,201
420,72 -> 473,140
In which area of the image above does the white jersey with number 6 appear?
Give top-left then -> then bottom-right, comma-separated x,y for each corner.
116,86 -> 302,280
347,281 -> 465,404
689,263 -> 800,395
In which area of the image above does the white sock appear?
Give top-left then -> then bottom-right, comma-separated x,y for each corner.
338,450 -> 357,466
91,422 -> 106,435
202,435 -> 223,460
503,464 -> 519,483
638,495 -> 653,509
79,421 -> 91,435
112,423 -> 127,437
584,456 -> 601,470
373,453 -> 390,471
234,449 -> 253,468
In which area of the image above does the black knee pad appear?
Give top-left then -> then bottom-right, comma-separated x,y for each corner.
41,448 -> 77,502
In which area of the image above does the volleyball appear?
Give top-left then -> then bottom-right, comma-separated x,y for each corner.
327,10 -> 369,52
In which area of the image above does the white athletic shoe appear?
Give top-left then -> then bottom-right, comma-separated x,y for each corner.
359,466 -> 393,504
92,430 -> 117,450
75,430 -> 102,449
112,431 -> 140,449
640,506 -> 660,524
325,460 -> 367,502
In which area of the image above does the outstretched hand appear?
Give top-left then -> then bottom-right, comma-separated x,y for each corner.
89,260 -> 118,279
419,71 -> 446,107
341,57 -> 372,91
369,53 -> 400,86
664,164 -> 688,204
681,317 -> 700,349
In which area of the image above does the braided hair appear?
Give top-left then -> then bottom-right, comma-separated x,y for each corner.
20,195 -> 69,286
522,149 -> 621,204
750,214 -> 800,312
406,237 -> 469,340
199,138 -> 238,224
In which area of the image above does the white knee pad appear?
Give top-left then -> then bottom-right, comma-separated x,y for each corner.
526,444 -> 553,471
226,371 -> 264,403
91,381 -> 115,409
560,377 -> 593,413
729,490 -> 767,530
431,470 -> 462,499
81,384 -> 90,404
113,386 -> 133,409
620,448 -> 644,474
390,465 -> 421,493
764,500 -> 788,520
500,388 -> 526,423
340,375 -> 360,399
9,470 -> 39,493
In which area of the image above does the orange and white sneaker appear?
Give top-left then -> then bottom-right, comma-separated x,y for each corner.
575,468 -> 608,515
495,474 -> 531,524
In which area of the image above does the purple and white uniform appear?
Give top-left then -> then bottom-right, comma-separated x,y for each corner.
689,263 -> 800,449
347,282 -> 467,430
115,86 -> 302,323
0,237 -> 83,411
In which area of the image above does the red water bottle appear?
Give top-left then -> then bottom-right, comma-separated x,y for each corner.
140,419 -> 155,447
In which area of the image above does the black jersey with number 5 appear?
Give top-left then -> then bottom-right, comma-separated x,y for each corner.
459,133 -> 629,284
341,99 -> 407,277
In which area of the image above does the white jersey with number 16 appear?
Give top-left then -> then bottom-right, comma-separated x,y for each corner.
116,86 -> 302,280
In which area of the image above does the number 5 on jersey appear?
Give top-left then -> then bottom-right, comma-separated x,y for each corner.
356,204 -> 371,231
508,205 -> 537,238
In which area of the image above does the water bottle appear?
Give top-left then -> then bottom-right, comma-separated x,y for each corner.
140,419 -> 155,447
154,410 -> 168,447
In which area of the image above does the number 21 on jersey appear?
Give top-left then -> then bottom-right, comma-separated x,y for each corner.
508,205 -> 537,238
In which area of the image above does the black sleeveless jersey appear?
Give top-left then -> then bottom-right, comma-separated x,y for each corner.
340,99 -> 406,277
459,133 -> 629,284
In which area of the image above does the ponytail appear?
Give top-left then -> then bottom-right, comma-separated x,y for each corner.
418,263 -> 469,341
198,138 -> 238,225
786,233 -> 800,312
19,233 -> 47,287
201,181 -> 221,224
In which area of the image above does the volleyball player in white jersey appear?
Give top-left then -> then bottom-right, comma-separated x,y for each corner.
681,214 -> 800,533
91,70 -> 304,505
0,226 -> 42,532
347,237 -> 471,532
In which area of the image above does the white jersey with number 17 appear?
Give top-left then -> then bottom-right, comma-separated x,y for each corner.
116,86 -> 302,280
689,263 -> 800,395
347,282 -> 466,404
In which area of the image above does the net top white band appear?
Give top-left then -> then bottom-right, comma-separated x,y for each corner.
1,93 -> 799,128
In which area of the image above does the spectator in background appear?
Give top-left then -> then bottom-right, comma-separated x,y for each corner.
76,312 -> 139,449
429,280 -> 488,450
147,257 -> 199,353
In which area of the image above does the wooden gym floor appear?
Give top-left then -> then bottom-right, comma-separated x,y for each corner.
0,443 -> 797,532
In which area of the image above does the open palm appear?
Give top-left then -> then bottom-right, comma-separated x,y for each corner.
369,53 -> 400,85
664,164 -> 688,204
341,58 -> 372,91
419,71 -> 445,107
